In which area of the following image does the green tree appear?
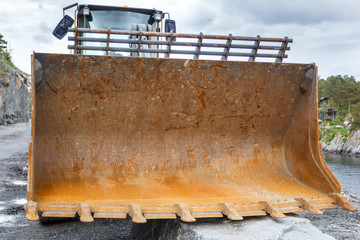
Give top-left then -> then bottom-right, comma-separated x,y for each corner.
322,75 -> 360,116
0,33 -> 7,53
0,33 -> 17,70
351,102 -> 360,130
318,77 -> 327,99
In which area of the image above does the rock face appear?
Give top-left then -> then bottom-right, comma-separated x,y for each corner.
0,60 -> 30,125
131,216 -> 334,240
342,130 -> 360,155
322,132 -> 344,153
322,130 -> 360,156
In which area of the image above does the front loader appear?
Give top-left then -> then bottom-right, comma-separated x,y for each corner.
25,3 -> 356,223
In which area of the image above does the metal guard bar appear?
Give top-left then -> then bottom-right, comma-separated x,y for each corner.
68,27 -> 292,62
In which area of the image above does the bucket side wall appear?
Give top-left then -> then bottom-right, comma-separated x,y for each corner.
284,66 -> 340,194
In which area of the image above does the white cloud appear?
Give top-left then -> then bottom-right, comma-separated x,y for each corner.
0,0 -> 359,80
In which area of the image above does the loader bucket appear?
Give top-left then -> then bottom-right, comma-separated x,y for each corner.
26,53 -> 356,222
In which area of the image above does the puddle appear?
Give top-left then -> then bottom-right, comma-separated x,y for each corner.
0,214 -> 14,224
11,180 -> 27,186
13,199 -> 27,205
0,201 -> 5,211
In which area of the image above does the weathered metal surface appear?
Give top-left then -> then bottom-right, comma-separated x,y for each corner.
67,28 -> 291,62
26,53 -> 356,222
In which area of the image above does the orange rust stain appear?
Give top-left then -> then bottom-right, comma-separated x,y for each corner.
229,146 -> 234,158
187,149 -> 195,160
128,155 -> 137,171
208,114 -> 215,125
197,90 -> 206,110
34,165 -> 328,206
165,126 -> 188,131
161,159 -> 170,171
176,113 -> 187,119
73,157 -> 85,175
47,54 -> 62,60
71,105 -> 80,113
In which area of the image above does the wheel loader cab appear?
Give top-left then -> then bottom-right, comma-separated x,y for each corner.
76,5 -> 163,56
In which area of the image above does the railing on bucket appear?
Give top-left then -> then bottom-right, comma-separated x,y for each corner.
68,27 -> 292,62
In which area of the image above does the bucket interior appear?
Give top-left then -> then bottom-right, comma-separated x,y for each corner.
31,54 -> 336,206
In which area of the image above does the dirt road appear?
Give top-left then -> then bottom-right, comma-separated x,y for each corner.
0,123 -> 133,239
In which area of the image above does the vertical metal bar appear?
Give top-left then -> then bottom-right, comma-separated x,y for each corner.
275,36 -> 289,63
62,3 -> 79,28
74,27 -> 78,54
106,27 -> 111,56
63,8 -> 66,28
156,20 -> 160,58
221,34 -> 232,61
193,32 -> 203,60
248,35 -> 261,62
137,30 -> 143,57
70,9 -> 78,55
165,31 -> 174,58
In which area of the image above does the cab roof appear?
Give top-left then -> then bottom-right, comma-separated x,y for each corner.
78,4 -> 161,16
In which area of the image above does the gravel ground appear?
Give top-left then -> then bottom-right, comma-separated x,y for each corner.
0,123 -> 134,239
0,122 -> 359,240
0,128 -> 133,239
296,194 -> 360,239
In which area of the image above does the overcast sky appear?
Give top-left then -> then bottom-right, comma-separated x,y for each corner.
1,0 -> 359,79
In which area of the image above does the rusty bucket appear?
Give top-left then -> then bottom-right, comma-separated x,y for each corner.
25,53 -> 356,222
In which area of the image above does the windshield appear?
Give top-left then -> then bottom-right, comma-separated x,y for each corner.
80,10 -> 155,56
88,10 -> 153,30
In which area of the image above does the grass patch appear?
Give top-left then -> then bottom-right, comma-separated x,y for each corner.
0,55 -> 29,76
319,128 -> 349,145
1,56 -> 16,69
